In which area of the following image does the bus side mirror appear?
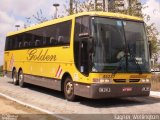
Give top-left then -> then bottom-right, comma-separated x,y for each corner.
149,41 -> 152,58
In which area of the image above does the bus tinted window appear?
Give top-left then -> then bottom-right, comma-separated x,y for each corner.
5,20 -> 72,51
27,20 -> 72,47
5,37 -> 10,51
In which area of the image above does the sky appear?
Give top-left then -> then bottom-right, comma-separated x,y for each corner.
0,0 -> 160,65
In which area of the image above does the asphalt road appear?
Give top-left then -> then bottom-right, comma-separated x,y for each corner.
0,77 -> 160,120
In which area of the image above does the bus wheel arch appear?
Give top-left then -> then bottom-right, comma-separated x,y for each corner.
12,67 -> 16,78
61,72 -> 71,92
18,68 -> 23,74
61,72 -> 76,101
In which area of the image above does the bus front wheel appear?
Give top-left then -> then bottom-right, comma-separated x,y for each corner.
64,77 -> 76,101
18,70 -> 25,87
12,69 -> 18,85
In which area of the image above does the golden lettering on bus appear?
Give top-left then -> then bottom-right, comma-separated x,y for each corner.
27,49 -> 56,61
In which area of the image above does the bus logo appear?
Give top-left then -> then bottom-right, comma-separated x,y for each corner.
27,49 -> 56,61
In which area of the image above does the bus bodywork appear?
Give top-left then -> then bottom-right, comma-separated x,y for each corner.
3,12 -> 151,100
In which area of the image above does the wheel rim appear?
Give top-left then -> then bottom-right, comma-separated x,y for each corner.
13,75 -> 16,83
66,81 -> 73,96
19,74 -> 23,84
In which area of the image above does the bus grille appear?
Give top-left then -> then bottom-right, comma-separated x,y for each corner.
129,79 -> 140,83
113,79 -> 140,83
113,79 -> 126,83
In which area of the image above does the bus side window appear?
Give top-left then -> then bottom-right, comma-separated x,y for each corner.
56,21 -> 71,45
35,40 -> 40,47
29,42 -> 31,47
50,37 -> 57,46
11,36 -> 18,50
24,42 -> 28,48
19,42 -> 22,48
43,38 -> 47,46
58,36 -> 64,44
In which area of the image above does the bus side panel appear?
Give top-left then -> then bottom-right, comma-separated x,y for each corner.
24,74 -> 61,91
4,46 -> 75,91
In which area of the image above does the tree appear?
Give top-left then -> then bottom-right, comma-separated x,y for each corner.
70,0 -> 73,15
66,0 -> 95,15
109,0 -> 143,17
110,0 -> 159,63
25,9 -> 49,26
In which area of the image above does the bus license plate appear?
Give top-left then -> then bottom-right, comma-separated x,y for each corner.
122,87 -> 132,92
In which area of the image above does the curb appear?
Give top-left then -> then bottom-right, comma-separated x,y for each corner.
0,92 -> 70,120
0,90 -> 160,120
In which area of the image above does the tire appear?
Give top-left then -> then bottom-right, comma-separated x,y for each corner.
12,69 -> 18,85
18,70 -> 25,87
64,77 -> 76,101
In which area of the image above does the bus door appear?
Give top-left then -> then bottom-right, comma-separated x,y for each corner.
74,16 -> 91,75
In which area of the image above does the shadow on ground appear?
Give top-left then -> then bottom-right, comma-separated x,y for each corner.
7,80 -> 160,109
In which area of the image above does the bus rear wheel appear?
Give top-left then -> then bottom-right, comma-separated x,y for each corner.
12,69 -> 18,85
64,77 -> 76,101
18,70 -> 25,87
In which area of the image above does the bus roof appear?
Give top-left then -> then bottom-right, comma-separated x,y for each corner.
7,11 -> 143,37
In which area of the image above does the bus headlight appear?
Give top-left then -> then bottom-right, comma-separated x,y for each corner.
93,78 -> 111,83
141,79 -> 150,83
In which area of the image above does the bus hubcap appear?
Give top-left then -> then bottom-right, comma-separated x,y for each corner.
19,74 -> 23,82
13,76 -> 16,83
66,82 -> 73,95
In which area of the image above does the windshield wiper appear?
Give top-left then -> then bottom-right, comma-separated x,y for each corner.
128,45 -> 142,74
112,53 -> 126,74
112,48 -> 142,74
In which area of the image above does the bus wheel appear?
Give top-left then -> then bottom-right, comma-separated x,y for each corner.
18,70 -> 25,87
12,69 -> 18,85
64,77 -> 76,101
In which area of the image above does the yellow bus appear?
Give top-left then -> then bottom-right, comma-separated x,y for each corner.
3,12 -> 151,101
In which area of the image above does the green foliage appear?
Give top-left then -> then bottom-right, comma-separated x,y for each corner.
26,9 -> 49,25
0,66 -> 2,72
110,0 -> 143,17
0,66 -> 3,77
66,0 -> 95,14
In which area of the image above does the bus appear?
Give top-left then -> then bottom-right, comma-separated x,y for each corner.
3,12 -> 151,101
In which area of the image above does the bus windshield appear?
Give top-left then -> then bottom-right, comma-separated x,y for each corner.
91,17 -> 150,73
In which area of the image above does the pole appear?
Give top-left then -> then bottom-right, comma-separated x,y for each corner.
53,4 -> 60,18
105,0 -> 109,12
70,0 -> 73,15
55,7 -> 58,18
15,25 -> 20,31
95,0 -> 97,11
128,0 -> 131,15
103,0 -> 105,11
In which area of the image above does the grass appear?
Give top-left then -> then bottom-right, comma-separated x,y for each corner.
0,65 -> 3,77
151,74 -> 160,91
0,73 -> 2,77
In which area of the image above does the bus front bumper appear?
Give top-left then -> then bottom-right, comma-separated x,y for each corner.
74,83 -> 151,99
